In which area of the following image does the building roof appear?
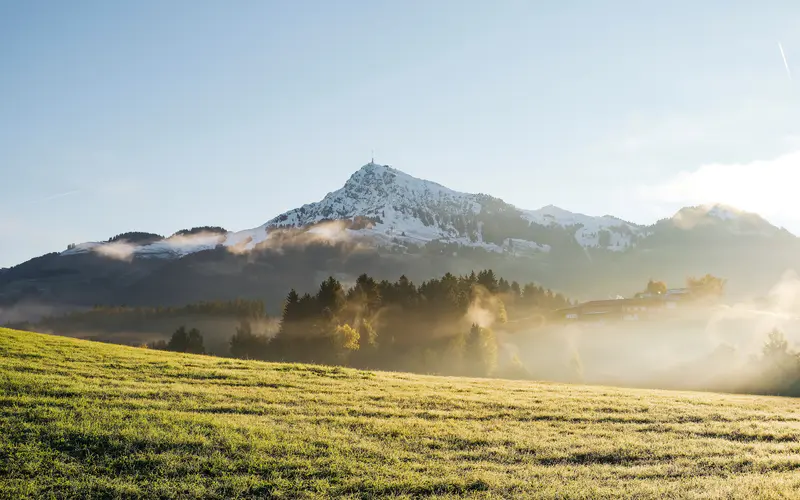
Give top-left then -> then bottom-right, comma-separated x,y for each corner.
578,299 -> 635,308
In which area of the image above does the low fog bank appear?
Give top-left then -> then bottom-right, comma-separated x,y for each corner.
502,271 -> 800,395
0,301 -> 78,325
46,316 -> 281,356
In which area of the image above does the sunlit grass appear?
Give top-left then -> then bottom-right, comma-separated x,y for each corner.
2,328 -> 800,499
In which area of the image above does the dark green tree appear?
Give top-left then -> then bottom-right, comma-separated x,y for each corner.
476,269 -> 498,293
167,326 -> 205,354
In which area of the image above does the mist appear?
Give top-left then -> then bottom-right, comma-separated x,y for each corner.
224,221 -> 367,255
0,301 -> 74,325
93,241 -> 138,261
500,270 -> 800,394
89,221 -> 368,261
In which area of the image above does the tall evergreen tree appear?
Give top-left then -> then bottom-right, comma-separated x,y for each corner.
167,326 -> 205,354
477,269 -> 499,293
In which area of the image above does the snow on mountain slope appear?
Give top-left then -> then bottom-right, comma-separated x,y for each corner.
522,205 -> 641,250
59,163 -> 645,260
62,233 -> 227,260
265,162 -> 641,252
268,162 -> 479,242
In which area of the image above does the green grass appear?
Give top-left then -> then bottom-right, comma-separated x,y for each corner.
2,328 -> 800,499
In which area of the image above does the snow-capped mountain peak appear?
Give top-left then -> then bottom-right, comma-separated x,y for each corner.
266,163 -> 482,246
344,162 -> 457,197
266,163 -> 641,253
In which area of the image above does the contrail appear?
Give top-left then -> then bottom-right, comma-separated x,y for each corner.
33,190 -> 81,204
779,42 -> 792,81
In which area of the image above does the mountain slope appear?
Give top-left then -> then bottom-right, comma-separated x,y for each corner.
266,162 -> 644,253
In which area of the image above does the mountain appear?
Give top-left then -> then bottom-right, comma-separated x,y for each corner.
57,163 -> 647,261
267,163 -> 644,253
2,163 -> 799,323
660,204 -> 789,237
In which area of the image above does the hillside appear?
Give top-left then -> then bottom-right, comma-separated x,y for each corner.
2,329 -> 800,499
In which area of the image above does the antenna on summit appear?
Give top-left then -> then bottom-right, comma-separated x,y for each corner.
371,149 -> 375,165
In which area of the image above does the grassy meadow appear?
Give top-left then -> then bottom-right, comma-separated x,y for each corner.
2,328 -> 800,499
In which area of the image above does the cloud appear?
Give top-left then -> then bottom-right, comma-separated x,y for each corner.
37,190 -> 81,203
93,241 -> 137,262
225,220 -> 360,256
637,149 -> 800,220
81,221 -> 362,264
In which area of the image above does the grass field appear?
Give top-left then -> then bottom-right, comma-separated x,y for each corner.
2,328 -> 800,499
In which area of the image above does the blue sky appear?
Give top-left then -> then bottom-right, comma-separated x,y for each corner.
2,1 -> 799,267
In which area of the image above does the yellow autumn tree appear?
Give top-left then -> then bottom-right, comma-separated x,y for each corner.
333,323 -> 360,363
645,279 -> 668,295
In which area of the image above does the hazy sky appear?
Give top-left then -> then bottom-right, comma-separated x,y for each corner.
2,1 -> 799,267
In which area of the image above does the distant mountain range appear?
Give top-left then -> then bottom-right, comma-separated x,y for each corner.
2,163 -> 797,322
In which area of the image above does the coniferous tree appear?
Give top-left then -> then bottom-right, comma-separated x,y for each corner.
167,326 -> 205,354
317,276 -> 345,324
279,289 -> 301,336
477,269 -> 499,293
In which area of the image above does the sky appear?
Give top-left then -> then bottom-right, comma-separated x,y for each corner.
1,1 -> 799,267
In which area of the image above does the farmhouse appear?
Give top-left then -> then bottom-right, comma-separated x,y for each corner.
556,289 -> 693,322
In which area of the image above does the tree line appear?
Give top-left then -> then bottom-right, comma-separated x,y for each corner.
73,299 -> 267,321
8,299 -> 271,339
157,270 -> 571,378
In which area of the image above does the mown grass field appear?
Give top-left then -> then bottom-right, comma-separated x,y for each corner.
2,328 -> 800,499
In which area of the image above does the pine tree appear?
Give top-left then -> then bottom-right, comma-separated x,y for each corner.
317,276 -> 345,321
279,289 -> 301,336
477,269 -> 498,293
167,326 -> 205,354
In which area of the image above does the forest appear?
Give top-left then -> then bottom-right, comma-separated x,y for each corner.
151,270 -> 571,378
